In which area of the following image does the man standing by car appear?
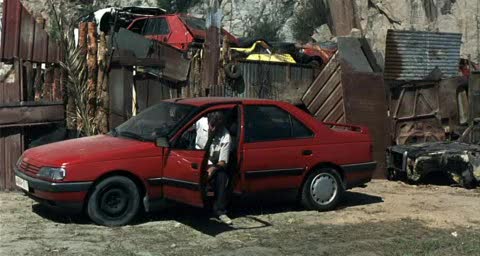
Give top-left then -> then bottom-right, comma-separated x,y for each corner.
195,111 -> 233,225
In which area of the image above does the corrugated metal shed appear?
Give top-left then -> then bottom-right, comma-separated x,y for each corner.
223,61 -> 315,100
384,30 -> 462,81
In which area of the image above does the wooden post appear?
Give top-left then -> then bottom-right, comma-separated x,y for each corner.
75,22 -> 88,133
78,22 -> 88,51
44,67 -> 54,101
87,22 -> 98,134
96,32 -> 109,134
202,0 -> 221,96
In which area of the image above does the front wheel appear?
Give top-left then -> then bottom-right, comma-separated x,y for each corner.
301,168 -> 343,211
87,176 -> 141,226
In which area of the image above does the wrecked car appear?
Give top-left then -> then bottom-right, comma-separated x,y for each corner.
386,126 -> 480,188
80,6 -> 166,34
126,14 -> 238,51
14,98 -> 376,226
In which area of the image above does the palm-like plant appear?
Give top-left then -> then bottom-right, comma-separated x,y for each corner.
49,0 -> 97,136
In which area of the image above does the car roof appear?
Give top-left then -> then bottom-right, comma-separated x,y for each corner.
166,97 -> 281,107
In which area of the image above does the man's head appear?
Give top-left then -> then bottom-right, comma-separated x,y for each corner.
208,111 -> 225,132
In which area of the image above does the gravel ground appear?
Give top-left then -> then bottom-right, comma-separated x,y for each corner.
1,180 -> 480,256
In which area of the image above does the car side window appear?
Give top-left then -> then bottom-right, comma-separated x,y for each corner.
292,116 -> 314,138
143,18 -> 170,35
244,105 -> 313,143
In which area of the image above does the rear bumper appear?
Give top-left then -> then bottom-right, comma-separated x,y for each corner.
342,161 -> 377,189
15,169 -> 92,212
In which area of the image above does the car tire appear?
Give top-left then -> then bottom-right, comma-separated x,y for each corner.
459,167 -> 476,189
87,176 -> 141,226
301,168 -> 344,211
225,63 -> 242,79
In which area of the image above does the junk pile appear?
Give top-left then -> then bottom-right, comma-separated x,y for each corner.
384,30 -> 480,188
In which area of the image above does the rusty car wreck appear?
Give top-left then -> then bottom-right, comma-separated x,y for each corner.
387,124 -> 480,188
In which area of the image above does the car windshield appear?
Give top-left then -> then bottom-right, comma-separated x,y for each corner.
112,102 -> 197,141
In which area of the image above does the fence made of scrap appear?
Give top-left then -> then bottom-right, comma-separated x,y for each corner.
0,0 -> 65,190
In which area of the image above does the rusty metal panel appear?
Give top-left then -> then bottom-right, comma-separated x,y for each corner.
135,77 -> 171,112
113,28 -> 189,82
229,61 -> 313,100
0,127 -> 23,190
109,66 -> 133,128
342,72 -> 389,178
0,131 -> 4,190
47,37 -> 59,63
2,0 -> 22,61
32,22 -> 48,62
385,30 -> 462,81
1,0 -> 62,63
19,7 -> 35,60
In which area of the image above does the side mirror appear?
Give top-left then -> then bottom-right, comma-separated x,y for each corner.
155,137 -> 170,148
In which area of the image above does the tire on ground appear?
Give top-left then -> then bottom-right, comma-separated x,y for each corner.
87,176 -> 141,226
301,168 -> 344,211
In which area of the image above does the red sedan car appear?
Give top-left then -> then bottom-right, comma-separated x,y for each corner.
15,98 -> 376,226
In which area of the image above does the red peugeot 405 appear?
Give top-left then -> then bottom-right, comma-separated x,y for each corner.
15,98 -> 376,226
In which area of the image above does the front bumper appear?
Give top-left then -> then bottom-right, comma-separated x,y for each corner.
15,169 -> 92,192
15,169 -> 93,212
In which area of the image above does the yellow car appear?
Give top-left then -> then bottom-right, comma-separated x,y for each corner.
230,40 -> 296,64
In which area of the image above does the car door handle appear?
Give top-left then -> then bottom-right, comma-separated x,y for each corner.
302,150 -> 313,156
191,163 -> 199,169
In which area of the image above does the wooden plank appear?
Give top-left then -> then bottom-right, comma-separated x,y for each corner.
307,68 -> 342,114
314,83 -> 343,121
302,52 -> 339,105
0,104 -> 65,126
323,99 -> 345,123
19,7 -> 35,60
5,128 -> 22,190
0,129 -> 5,190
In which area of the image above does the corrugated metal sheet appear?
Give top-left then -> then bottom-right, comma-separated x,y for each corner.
223,61 -> 314,99
0,0 -> 62,63
384,30 -> 462,81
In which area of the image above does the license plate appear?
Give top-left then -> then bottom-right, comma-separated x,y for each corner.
15,175 -> 29,191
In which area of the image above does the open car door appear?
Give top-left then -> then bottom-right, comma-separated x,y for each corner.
160,104 -> 238,207
161,148 -> 207,207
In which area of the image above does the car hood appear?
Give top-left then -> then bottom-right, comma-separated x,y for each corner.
22,135 -> 160,166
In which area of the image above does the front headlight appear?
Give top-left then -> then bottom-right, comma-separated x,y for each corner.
38,167 -> 66,181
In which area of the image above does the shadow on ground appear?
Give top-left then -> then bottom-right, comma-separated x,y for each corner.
31,190 -> 383,236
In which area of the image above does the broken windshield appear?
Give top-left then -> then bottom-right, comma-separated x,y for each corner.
112,102 -> 197,141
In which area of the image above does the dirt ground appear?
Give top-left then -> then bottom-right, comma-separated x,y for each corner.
1,180 -> 480,256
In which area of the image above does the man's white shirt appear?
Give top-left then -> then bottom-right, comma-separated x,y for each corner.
195,117 -> 231,165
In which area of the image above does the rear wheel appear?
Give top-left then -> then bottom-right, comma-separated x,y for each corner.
87,176 -> 140,226
301,168 -> 343,211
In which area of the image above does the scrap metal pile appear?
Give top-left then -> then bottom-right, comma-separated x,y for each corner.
384,30 -> 480,188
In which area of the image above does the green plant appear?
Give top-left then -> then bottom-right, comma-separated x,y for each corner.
49,0 -> 97,136
246,18 -> 282,41
291,0 -> 329,42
